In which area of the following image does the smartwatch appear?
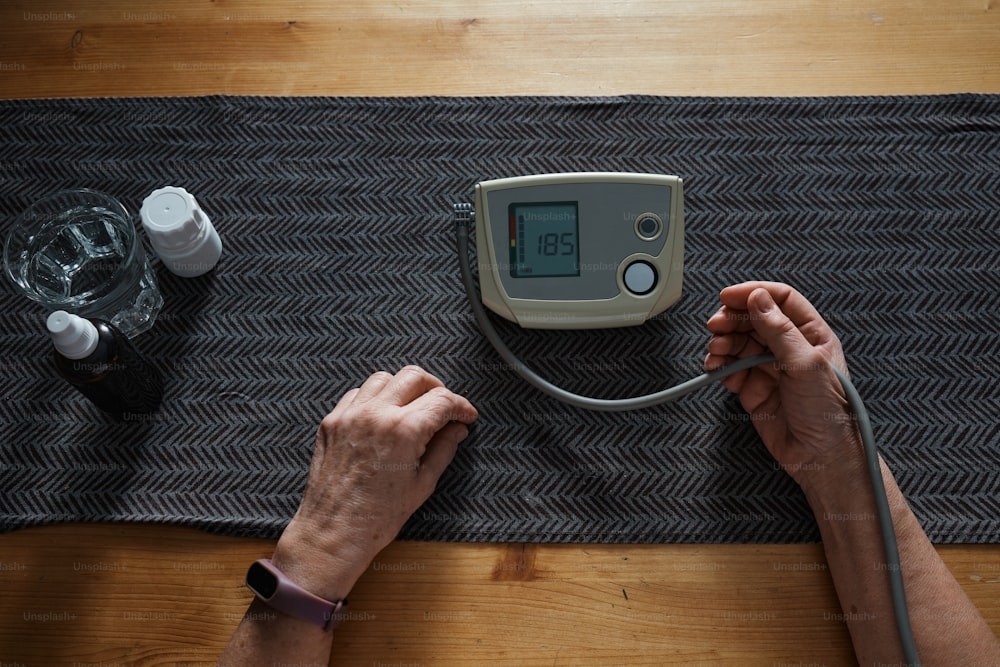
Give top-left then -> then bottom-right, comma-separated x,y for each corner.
245,558 -> 348,630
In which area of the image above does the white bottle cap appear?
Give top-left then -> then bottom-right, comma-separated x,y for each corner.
47,311 -> 100,360
140,186 -> 223,277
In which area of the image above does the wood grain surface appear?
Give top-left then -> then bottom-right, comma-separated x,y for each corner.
1,1 -> 999,665
1,0 -> 999,98
1,523 -> 998,666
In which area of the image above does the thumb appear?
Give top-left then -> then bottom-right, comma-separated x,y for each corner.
415,422 -> 468,493
747,288 -> 819,375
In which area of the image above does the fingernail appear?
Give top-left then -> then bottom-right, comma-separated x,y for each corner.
755,290 -> 775,314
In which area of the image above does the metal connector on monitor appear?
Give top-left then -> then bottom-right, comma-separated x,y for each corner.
453,202 -> 474,225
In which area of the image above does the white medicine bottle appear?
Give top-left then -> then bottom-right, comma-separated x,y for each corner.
140,186 -> 223,278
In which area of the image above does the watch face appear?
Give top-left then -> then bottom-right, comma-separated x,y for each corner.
246,561 -> 278,598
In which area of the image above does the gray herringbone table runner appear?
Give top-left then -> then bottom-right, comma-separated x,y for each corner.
1,95 -> 998,543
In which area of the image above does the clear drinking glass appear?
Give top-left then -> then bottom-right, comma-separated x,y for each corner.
3,189 -> 163,337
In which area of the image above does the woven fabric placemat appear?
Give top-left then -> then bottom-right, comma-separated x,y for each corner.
1,94 -> 998,543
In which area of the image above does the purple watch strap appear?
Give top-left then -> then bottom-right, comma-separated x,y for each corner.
248,558 -> 348,630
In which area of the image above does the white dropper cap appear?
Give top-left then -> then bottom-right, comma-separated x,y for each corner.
47,311 -> 100,360
140,186 -> 222,278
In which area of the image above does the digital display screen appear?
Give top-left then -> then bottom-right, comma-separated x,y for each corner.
508,202 -> 579,278
246,561 -> 278,598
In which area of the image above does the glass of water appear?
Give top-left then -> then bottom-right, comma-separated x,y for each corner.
3,189 -> 163,337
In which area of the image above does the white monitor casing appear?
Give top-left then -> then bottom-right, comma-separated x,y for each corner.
474,172 -> 684,329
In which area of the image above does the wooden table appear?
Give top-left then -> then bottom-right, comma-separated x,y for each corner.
1,2 -> 998,665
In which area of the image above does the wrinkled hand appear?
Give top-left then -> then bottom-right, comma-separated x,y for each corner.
704,282 -> 864,492
272,366 -> 478,600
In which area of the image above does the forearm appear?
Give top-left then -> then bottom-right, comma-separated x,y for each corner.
219,598 -> 334,667
805,459 -> 1000,666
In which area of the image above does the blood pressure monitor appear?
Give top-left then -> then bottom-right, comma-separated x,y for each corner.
473,173 -> 684,328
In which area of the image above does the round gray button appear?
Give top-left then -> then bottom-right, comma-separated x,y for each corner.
623,261 -> 657,295
634,212 -> 663,241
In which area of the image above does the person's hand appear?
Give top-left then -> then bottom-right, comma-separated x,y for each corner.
270,366 -> 478,601
703,282 -> 865,495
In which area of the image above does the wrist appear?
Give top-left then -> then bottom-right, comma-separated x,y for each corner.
788,421 -> 870,500
798,453 -> 898,524
795,456 -> 869,506
270,519 -> 372,602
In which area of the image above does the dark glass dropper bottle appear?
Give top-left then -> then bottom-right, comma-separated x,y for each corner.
47,310 -> 163,419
